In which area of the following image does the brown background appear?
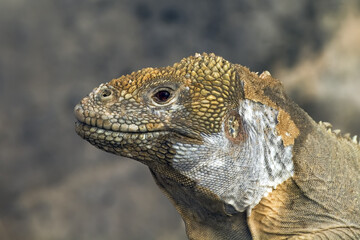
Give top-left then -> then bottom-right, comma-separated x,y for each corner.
0,0 -> 359,239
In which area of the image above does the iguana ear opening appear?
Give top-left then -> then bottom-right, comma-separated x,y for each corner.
224,110 -> 246,144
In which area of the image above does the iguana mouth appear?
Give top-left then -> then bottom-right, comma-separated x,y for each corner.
74,103 -> 202,145
75,121 -> 167,144
74,104 -> 169,143
74,104 -> 163,133
75,121 -> 174,162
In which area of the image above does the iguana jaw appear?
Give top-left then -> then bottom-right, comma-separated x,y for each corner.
74,121 -> 169,148
74,102 -> 168,136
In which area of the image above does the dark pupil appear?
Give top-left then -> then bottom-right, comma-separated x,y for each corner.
155,90 -> 171,102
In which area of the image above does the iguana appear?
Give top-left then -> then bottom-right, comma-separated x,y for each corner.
74,53 -> 360,239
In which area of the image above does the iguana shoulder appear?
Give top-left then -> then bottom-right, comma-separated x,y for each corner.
242,70 -> 360,239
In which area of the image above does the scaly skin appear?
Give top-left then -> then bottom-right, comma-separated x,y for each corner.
74,53 -> 360,239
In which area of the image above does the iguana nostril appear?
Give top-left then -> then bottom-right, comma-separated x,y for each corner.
102,89 -> 112,97
99,89 -> 113,101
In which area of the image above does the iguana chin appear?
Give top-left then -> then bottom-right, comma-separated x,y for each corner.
74,53 -> 360,239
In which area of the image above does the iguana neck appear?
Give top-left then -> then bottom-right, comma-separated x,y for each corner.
148,99 -> 297,239
169,99 -> 294,214
150,167 -> 253,240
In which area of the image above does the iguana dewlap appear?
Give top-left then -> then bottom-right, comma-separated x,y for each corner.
74,53 -> 360,239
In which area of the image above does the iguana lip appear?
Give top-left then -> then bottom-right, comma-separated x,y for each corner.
74,103 -> 162,134
74,104 -> 172,144
74,104 -> 201,142
75,121 -> 166,143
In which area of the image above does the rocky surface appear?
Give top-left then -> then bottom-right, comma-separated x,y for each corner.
0,0 -> 359,239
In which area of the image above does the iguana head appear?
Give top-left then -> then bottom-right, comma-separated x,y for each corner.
75,53 -> 295,213
75,53 -> 242,162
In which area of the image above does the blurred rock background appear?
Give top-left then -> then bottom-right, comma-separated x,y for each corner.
0,0 -> 359,239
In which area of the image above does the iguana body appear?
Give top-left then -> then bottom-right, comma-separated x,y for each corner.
74,53 -> 360,239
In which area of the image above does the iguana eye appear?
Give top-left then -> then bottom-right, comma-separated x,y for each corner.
153,89 -> 172,103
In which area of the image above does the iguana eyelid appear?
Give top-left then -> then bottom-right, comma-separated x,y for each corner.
149,86 -> 180,106
152,87 -> 174,103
